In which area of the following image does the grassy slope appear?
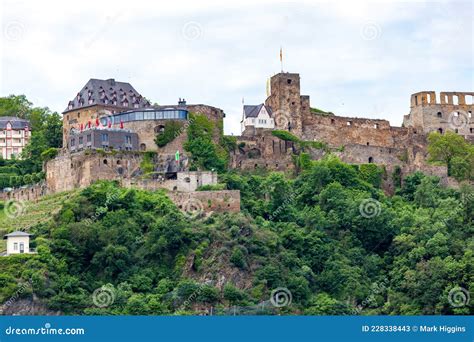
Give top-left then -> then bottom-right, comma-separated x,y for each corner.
0,191 -> 77,252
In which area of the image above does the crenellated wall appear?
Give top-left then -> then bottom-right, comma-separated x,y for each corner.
403,91 -> 474,136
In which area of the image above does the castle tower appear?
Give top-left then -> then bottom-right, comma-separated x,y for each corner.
265,72 -> 305,136
403,91 -> 474,138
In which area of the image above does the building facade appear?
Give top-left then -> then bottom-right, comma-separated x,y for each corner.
241,104 -> 274,132
402,91 -> 474,140
0,117 -> 30,159
69,128 -> 139,153
3,231 -> 33,256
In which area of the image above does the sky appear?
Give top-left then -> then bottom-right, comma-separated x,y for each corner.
0,0 -> 473,134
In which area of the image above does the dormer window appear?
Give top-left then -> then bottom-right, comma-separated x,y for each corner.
88,99 -> 94,105
134,103 -> 139,108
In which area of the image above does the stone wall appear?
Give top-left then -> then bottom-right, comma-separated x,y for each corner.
0,182 -> 48,202
403,91 -> 474,137
168,190 -> 241,214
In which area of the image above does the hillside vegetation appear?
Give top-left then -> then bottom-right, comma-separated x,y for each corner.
0,156 -> 472,315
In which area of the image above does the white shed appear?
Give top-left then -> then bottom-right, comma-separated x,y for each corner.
3,231 -> 33,256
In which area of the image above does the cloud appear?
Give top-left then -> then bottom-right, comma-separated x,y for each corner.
0,0 -> 472,134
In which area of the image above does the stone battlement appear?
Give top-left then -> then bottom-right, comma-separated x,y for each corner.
410,91 -> 474,107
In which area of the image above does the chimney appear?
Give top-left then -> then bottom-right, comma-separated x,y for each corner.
178,98 -> 186,106
106,78 -> 116,86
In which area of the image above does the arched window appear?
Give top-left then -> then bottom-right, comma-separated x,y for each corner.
437,112 -> 442,118
140,143 -> 146,151
368,157 -> 374,163
438,128 -> 443,134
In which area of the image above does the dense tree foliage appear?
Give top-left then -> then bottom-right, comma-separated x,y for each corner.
0,156 -> 471,316
428,131 -> 474,181
0,95 -> 62,188
184,114 -> 228,172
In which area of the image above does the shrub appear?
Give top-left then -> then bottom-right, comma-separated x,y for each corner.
154,121 -> 184,147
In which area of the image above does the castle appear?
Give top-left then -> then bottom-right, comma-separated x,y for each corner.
2,71 -> 472,209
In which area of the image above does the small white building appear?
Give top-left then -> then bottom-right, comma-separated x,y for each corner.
3,231 -> 33,256
241,104 -> 274,133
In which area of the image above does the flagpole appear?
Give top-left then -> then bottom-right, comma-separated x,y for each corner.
280,47 -> 283,72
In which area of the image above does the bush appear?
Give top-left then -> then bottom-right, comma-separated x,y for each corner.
230,246 -> 246,269
40,147 -> 58,161
154,121 -> 183,147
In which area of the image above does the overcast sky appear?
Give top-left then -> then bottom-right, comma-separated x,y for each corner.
1,0 -> 472,134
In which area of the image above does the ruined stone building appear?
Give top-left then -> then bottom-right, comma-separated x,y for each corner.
234,72 -> 473,189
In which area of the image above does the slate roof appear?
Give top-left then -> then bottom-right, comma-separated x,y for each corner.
0,116 -> 30,130
3,231 -> 31,239
243,104 -> 272,118
63,78 -> 151,114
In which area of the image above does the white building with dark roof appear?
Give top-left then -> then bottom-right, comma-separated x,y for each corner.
241,104 -> 274,133
0,117 -> 30,159
3,231 -> 34,256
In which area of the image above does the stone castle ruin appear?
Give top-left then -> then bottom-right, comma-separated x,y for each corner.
235,72 -> 473,191
1,71 -> 472,208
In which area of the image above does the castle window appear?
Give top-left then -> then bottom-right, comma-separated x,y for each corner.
368,157 -> 374,163
184,177 -> 191,183
331,119 -> 335,124
140,143 -> 146,151
154,125 -> 165,134
438,128 -> 443,134
455,129 -> 459,133
437,112 -> 442,118
87,134 -> 91,142
103,159 -> 108,165
291,102 -> 295,105
373,124 -> 379,129
366,142 -> 370,146
70,138 -> 75,146
287,79 -> 292,84
347,121 -> 352,126
117,160 -> 121,165
468,111 -> 472,118
470,128 -> 473,133
101,133 -> 109,142
79,136 -> 83,145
